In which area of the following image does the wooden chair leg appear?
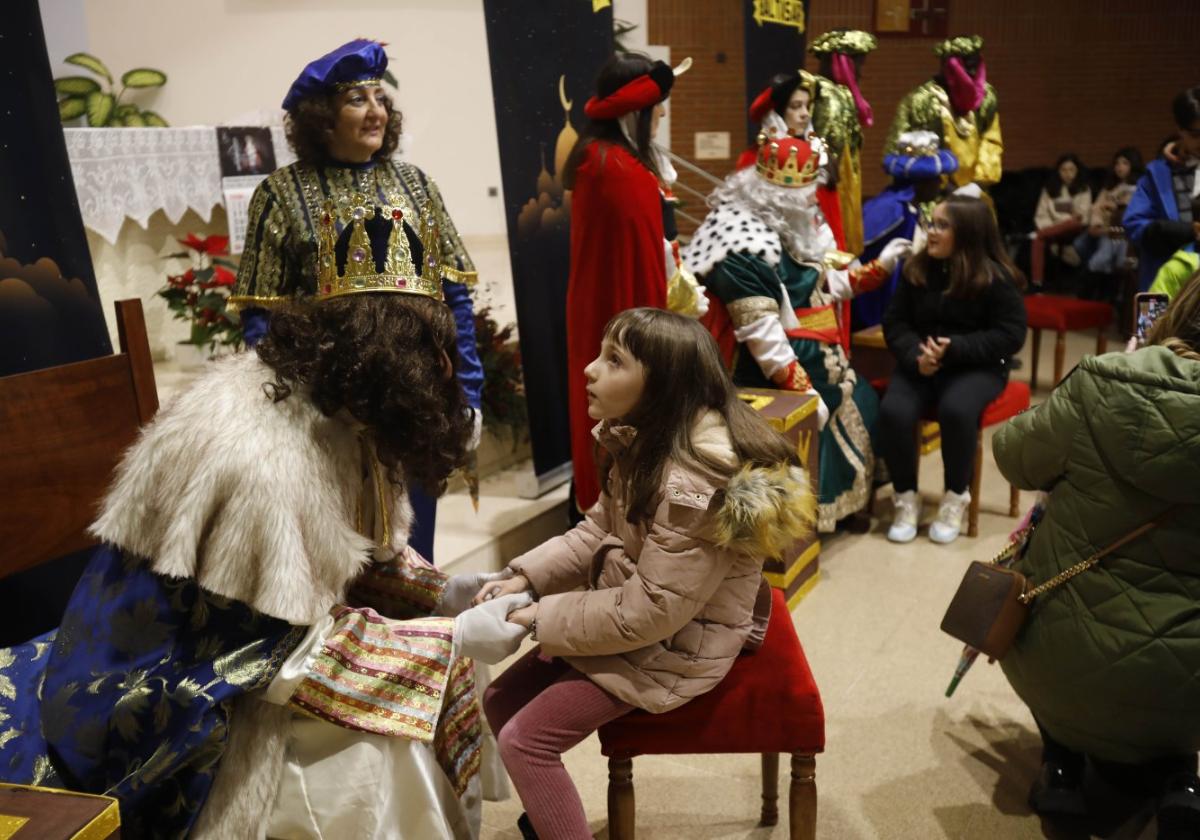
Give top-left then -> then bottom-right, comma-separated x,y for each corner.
607,757 -> 635,840
761,752 -> 779,826
1053,330 -> 1066,386
1096,327 -> 1108,356
968,434 -> 982,537
1009,483 -> 1020,517
789,752 -> 817,840
1029,328 -> 1042,391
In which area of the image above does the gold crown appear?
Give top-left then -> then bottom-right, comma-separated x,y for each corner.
315,191 -> 443,301
755,135 -> 819,188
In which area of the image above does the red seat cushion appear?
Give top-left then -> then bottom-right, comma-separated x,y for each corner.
1024,294 -> 1113,332
980,380 -> 1030,428
597,588 -> 825,758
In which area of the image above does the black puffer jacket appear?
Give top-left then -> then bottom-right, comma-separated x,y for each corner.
882,261 -> 1027,378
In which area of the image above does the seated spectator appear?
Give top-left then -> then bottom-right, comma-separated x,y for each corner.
1073,147 -> 1145,285
992,278 -> 1200,833
1031,153 -> 1092,287
1149,195 -> 1200,299
1125,87 -> 1200,291
879,195 -> 1026,545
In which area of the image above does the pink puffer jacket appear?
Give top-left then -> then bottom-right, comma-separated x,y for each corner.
509,411 -> 813,713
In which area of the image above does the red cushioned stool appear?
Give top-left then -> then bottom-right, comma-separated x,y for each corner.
1024,294 -> 1112,390
923,379 -> 1030,537
597,588 -> 824,839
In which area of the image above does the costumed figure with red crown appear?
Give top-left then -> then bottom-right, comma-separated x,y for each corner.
230,39 -> 484,563
684,136 -> 912,532
808,29 -> 878,256
884,35 -> 1002,192
564,51 -> 706,514
854,131 -> 959,329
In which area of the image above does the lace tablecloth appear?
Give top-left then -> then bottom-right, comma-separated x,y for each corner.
64,127 -> 294,244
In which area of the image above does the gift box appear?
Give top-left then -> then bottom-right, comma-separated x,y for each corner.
738,388 -> 821,609
0,783 -> 120,839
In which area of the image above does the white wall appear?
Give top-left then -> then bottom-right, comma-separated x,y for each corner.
55,0 -> 507,238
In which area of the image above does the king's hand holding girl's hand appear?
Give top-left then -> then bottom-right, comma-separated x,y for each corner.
506,603 -> 538,629
472,573 -> 531,606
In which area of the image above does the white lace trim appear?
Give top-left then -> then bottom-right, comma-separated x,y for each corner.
64,126 -> 296,244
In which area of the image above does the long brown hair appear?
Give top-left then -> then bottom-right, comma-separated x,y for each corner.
1147,269 -> 1200,361
903,194 -> 1025,298
562,52 -> 662,190
256,294 -> 472,495
597,308 -> 797,524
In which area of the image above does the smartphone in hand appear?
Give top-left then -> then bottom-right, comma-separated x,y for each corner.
1134,292 -> 1170,343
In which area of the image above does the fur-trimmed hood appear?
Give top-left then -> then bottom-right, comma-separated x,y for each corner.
598,410 -> 815,559
91,351 -> 412,625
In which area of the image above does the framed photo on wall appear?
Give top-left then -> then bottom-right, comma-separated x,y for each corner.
875,0 -> 949,38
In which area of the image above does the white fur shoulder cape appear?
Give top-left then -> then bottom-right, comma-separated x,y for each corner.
90,351 -> 412,625
682,202 -> 783,279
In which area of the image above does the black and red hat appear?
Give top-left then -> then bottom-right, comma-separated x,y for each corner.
584,58 -> 692,120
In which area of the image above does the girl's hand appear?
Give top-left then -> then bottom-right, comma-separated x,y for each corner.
506,603 -> 538,629
473,574 -> 530,606
917,352 -> 940,376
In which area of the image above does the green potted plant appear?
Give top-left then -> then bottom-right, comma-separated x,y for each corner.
55,52 -> 168,126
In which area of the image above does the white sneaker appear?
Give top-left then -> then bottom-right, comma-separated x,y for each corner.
929,490 -> 971,544
887,490 -> 919,543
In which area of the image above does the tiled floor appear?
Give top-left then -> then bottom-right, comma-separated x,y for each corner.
476,326 -> 1160,840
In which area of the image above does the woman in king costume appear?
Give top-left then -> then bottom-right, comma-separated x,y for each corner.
684,136 -> 911,531
563,51 -> 704,515
0,53 -> 531,840
231,39 -> 482,563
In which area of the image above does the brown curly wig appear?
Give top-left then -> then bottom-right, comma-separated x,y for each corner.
255,293 -> 471,495
284,91 -> 403,166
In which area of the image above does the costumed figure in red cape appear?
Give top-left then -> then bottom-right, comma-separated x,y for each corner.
564,52 -> 705,514
684,136 -> 912,531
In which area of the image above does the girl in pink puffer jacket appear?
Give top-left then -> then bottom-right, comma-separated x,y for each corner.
476,308 -> 815,839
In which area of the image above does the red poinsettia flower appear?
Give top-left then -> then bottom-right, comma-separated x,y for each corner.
200,265 -> 237,289
179,234 -> 230,255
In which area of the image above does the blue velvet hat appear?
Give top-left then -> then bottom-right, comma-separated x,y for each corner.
281,39 -> 388,111
883,131 -> 959,181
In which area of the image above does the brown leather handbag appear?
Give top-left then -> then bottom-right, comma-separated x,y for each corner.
941,512 -> 1170,660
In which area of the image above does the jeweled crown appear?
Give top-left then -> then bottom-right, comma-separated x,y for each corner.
315,191 -> 443,301
755,134 -> 819,189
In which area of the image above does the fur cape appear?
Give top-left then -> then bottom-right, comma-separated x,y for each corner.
90,350 -> 414,838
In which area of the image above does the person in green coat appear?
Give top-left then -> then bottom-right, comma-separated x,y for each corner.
992,279 -> 1200,834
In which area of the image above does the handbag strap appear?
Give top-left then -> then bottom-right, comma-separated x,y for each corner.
1017,508 -> 1175,605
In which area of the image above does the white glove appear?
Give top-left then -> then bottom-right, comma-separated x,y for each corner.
693,283 -> 710,318
733,314 -> 797,383
468,407 -> 483,450
454,592 -> 533,664
878,238 -> 913,272
436,567 -> 514,617
807,386 -> 830,430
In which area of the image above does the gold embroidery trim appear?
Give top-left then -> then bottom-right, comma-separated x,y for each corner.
727,296 -> 780,327
227,294 -> 290,313
793,307 -> 839,332
441,265 -> 478,287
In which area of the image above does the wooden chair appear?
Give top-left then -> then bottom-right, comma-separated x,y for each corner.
0,299 -> 157,580
597,588 -> 824,839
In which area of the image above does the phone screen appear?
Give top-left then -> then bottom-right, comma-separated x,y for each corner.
1135,293 -> 1170,341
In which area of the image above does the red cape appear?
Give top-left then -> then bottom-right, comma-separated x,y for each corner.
567,142 -> 666,511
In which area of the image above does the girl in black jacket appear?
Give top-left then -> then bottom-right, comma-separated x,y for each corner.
880,194 -> 1027,543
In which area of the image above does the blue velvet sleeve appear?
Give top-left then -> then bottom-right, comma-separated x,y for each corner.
239,307 -> 270,348
1122,171 -> 1160,247
445,280 -> 483,409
